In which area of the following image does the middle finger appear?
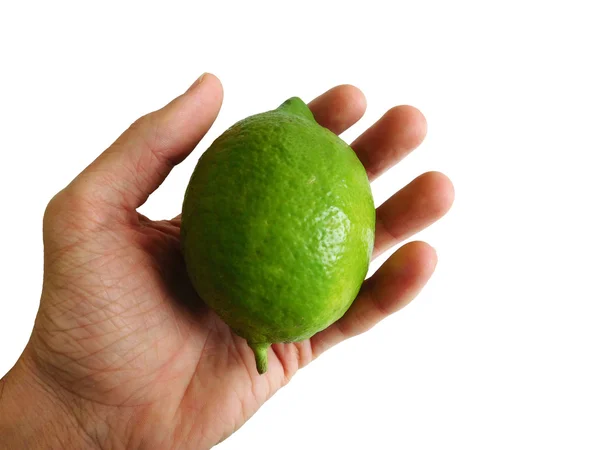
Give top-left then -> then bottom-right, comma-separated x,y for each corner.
352,105 -> 427,181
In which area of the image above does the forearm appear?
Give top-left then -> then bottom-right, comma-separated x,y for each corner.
0,356 -> 97,450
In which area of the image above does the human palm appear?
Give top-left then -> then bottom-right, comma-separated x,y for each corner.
15,74 -> 453,449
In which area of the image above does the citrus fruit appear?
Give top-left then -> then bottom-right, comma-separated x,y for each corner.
181,97 -> 375,374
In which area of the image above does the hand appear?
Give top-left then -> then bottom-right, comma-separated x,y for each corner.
0,74 -> 454,449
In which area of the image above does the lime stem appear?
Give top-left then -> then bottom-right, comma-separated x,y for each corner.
249,342 -> 269,374
277,97 -> 315,121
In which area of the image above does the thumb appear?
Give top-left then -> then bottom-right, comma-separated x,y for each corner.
69,73 -> 223,215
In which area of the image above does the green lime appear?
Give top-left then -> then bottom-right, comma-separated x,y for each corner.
181,97 -> 375,374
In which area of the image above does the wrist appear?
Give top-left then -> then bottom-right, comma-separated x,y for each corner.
0,350 -> 99,450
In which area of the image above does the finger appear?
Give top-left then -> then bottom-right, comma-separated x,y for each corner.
308,84 -> 366,135
70,73 -> 224,213
310,241 -> 437,358
351,105 -> 427,180
169,214 -> 182,226
372,171 -> 454,259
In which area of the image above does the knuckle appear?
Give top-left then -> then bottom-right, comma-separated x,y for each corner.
127,112 -> 164,156
130,113 -> 151,131
129,112 -> 158,140
44,181 -> 103,224
43,190 -> 66,225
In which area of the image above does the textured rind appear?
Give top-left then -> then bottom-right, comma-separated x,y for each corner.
181,98 -> 375,346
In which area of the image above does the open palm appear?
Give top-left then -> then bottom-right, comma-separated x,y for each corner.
20,74 -> 453,449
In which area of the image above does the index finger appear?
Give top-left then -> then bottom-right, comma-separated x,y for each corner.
308,85 -> 367,135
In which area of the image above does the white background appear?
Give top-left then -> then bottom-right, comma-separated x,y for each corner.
1,1 -> 599,449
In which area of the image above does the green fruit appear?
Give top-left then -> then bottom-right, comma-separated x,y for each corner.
181,97 -> 375,374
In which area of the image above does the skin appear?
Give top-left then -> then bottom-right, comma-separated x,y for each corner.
0,73 -> 454,450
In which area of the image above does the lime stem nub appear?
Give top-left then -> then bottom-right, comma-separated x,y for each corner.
277,97 -> 315,121
249,342 -> 269,374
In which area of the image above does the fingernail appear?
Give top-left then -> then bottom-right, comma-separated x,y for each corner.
187,73 -> 207,92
